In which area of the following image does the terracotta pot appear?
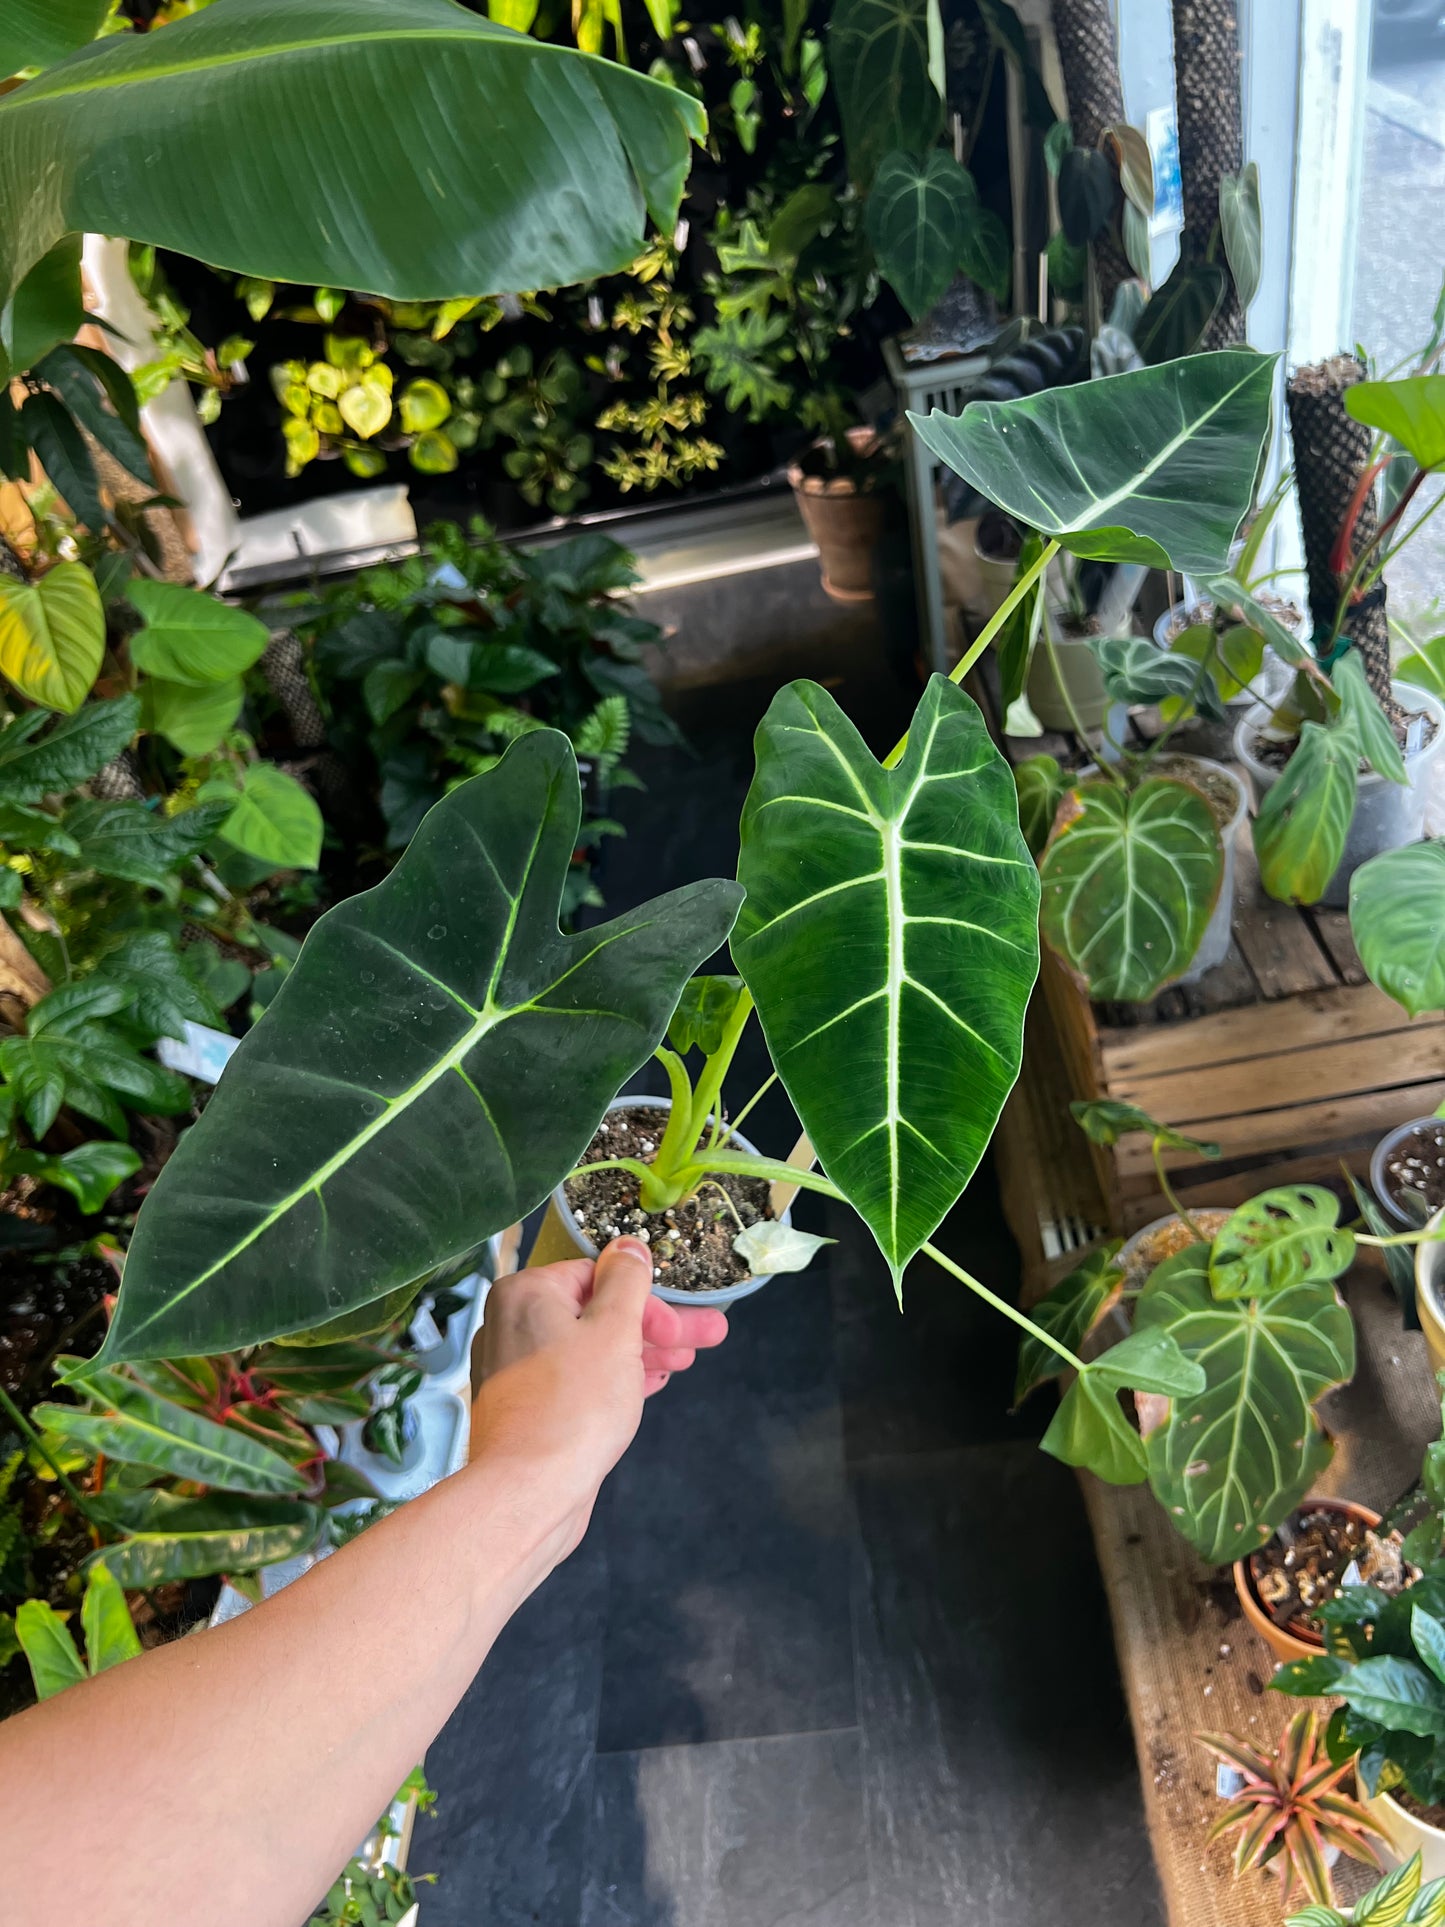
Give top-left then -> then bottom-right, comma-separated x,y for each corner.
1416,1205 -> 1445,1380
1232,1497 -> 1383,1665
787,428 -> 885,603
1365,1787 -> 1445,1877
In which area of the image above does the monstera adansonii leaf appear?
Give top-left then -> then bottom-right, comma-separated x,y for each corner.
1040,778 -> 1223,1002
0,0 -> 705,356
1134,1243 -> 1356,1565
733,675 -> 1039,1290
1350,840 -> 1445,1017
101,732 -> 741,1362
908,350 -> 1278,573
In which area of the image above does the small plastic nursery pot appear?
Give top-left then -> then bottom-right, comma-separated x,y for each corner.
1232,1498 -> 1384,1666
1026,622 -> 1116,732
1172,758 -> 1247,985
1150,598 -> 1301,701
1234,680 -> 1445,910
787,427 -> 885,604
1416,1206 -> 1445,1381
528,1094 -> 792,1309
1364,1788 -> 1445,1880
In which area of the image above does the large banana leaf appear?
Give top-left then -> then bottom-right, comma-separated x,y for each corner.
733,676 -> 1039,1288
908,351 -> 1278,573
88,1491 -> 325,1586
1039,778 -> 1222,1003
103,731 -> 740,1361
1134,1243 -> 1355,1565
1350,841 -> 1445,1018
0,0 -> 108,79
0,0 -> 705,353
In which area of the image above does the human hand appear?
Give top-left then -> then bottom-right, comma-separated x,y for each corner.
468,1239 -> 728,1568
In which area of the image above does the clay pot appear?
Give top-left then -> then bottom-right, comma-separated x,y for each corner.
1232,1497 -> 1383,1665
788,428 -> 885,603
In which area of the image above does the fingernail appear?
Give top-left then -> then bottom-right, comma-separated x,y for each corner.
611,1237 -> 652,1265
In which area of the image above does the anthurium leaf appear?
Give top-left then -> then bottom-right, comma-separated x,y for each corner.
79,1563 -> 140,1676
1040,778 -> 1222,1002
216,764 -> 323,871
0,694 -> 138,802
1057,144 -> 1116,246
865,148 -> 978,321
13,1598 -> 85,1701
829,0 -> 941,186
1209,1185 -> 1356,1299
1254,721 -> 1358,904
1196,575 -> 1312,667
1335,650 -> 1408,784
139,675 -> 245,756
86,1491 -> 325,1586
62,796 -> 233,888
1347,376 -> 1445,471
0,0 -> 108,78
35,1367 -> 308,1494
101,731 -> 742,1362
667,974 -> 747,1057
1040,1372 -> 1148,1484
909,352 -> 1276,573
1091,1327 -> 1206,1397
732,1219 -> 834,1276
1133,262 -> 1228,365
1014,753 -> 1065,858
0,561 -> 104,712
1135,1243 -> 1354,1564
126,580 -> 269,686
733,675 -> 1039,1289
1350,841 -> 1445,1017
1013,1241 -> 1123,1406
1069,1097 -> 1220,1157
1090,632 -> 1229,723
3,1139 -> 141,1215
1341,1656 -> 1445,1738
1219,162 -> 1262,310
0,0 -> 706,355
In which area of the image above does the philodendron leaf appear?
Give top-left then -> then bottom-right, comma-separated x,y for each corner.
1196,575 -> 1312,667
909,351 -> 1278,573
1090,632 -> 1228,723
734,676 -> 1038,1289
1350,841 -> 1445,1017
1208,1185 -> 1356,1300
1013,1241 -> 1124,1406
1335,650 -> 1407,784
828,0 -> 942,186
1134,1242 -> 1355,1564
102,731 -> 741,1361
214,764 -> 323,871
1219,162 -> 1262,310
80,1564 -> 141,1676
87,1491 -> 325,1586
140,676 -> 245,757
732,1220 -> 834,1276
125,580 -> 269,686
1346,375 -> 1445,471
1090,1328 -> 1206,1397
0,0 -> 706,357
1069,1098 -> 1221,1158
1040,778 -> 1223,1002
13,1600 -> 85,1701
1014,753 -> 1065,858
1254,721 -> 1358,904
0,562 -> 104,713
667,974 -> 747,1057
865,149 -> 979,321
1041,1372 -> 1148,1484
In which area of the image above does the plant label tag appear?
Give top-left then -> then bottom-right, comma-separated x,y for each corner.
1215,1764 -> 1245,1799
1341,1559 -> 1363,1589
156,1020 -> 239,1087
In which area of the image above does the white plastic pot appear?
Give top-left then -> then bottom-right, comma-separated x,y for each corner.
546,1093 -> 792,1308
1172,757 -> 1248,984
1366,1788 -> 1445,1879
1234,680 -> 1445,910
1151,599 -> 1297,706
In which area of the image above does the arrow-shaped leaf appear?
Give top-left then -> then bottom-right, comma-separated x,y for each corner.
103,731 -> 741,1361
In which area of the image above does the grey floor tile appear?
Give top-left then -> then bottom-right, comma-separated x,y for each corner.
852,1440 -> 1164,1927
582,1729 -> 870,1927
410,1523 -> 607,1927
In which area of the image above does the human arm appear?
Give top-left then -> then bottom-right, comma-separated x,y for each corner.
1,1238 -> 725,1927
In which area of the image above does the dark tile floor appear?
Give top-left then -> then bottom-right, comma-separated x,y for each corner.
410,626 -> 1164,1925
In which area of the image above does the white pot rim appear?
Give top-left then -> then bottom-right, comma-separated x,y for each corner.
1234,679 -> 1445,792
1373,1785 -> 1445,1840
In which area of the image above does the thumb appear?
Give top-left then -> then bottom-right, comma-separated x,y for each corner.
583,1237 -> 655,1338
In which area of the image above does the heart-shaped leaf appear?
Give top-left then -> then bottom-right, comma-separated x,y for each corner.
1091,1327 -> 1206,1397
732,1220 -> 834,1276
1254,720 -> 1358,904
1208,1185 -> 1355,1299
1091,632 -> 1228,722
1013,1241 -> 1124,1406
1134,262 -> 1229,364
1347,376 -> 1445,471
1014,753 -> 1065,858
214,764 -> 323,871
829,0 -> 942,186
1135,1243 -> 1355,1564
734,675 -> 1039,1288
1041,1372 -> 1147,1484
1335,650 -> 1407,784
1219,162 -> 1262,310
865,148 -> 979,320
1350,841 -> 1445,1017
87,1491 -> 325,1587
102,731 -> 741,1362
140,675 -> 244,756
1040,778 -> 1222,1002
339,381 -> 393,439
0,561 -> 103,712
126,580 -> 269,686
909,351 -> 1277,573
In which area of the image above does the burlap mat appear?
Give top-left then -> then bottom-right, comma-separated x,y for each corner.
1086,1266 -> 1440,1926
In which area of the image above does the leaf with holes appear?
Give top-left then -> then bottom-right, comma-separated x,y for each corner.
1350,841 -> 1445,1018
1135,1243 -> 1355,1564
1208,1186 -> 1356,1300
866,149 -> 978,321
1013,1241 -> 1123,1406
909,351 -> 1276,573
99,731 -> 741,1361
1040,778 -> 1222,1002
1255,721 -> 1358,904
1014,753 -> 1065,858
1041,1372 -> 1147,1484
734,675 -> 1039,1289
0,561 -> 103,712
828,0 -> 941,185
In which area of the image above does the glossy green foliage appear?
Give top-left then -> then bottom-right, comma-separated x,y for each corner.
1070,1098 -> 1220,1157
734,676 -> 1038,1287
866,150 -> 990,319
1013,1241 -> 1123,1406
1040,1329 -> 1204,1484
909,352 -> 1278,573
1209,1186 -> 1356,1300
89,1490 -> 325,1588
105,732 -> 741,1360
1347,375 -> 1445,471
0,0 -> 108,78
0,562 -> 104,712
1254,722 -> 1357,904
0,694 -> 138,802
1135,1244 -> 1355,1564
1013,753 -> 1065,858
125,580 -> 269,686
828,0 -> 940,185
667,975 -> 747,1057
1040,778 -> 1222,1002
1350,841 -> 1445,1017
1090,632 -> 1228,723
13,1563 -> 141,1703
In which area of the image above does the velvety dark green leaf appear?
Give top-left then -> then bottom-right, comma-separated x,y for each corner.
87,1491 -> 325,1585
1347,375 -> 1445,471
667,974 -> 747,1057
21,390 -> 104,530
1336,650 -> 1407,784
0,0 -> 706,349
1350,841 -> 1445,1018
1091,1327 -> 1206,1397
1069,1097 -> 1220,1157
102,731 -> 742,1361
1134,262 -> 1228,365
733,676 -> 1038,1287
0,0 -> 108,78
3,1139 -> 140,1215
1013,1240 -> 1123,1405
1136,1243 -> 1355,1564
1209,1185 -> 1356,1299
957,201 -> 1011,304
1219,163 -> 1262,310
828,0 -> 941,185
63,796 -> 232,888
1255,721 -> 1358,905
79,1563 -> 141,1675
1014,753 -> 1065,859
1040,1371 -> 1148,1484
909,352 -> 1277,573
35,345 -> 150,480
1057,144 -> 1116,245
0,693 -> 138,802
126,580 -> 269,686
865,148 -> 979,321
1040,778 -> 1222,1002
1090,632 -> 1228,722
13,1599 -> 85,1701
362,661 -> 425,728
